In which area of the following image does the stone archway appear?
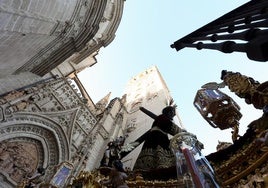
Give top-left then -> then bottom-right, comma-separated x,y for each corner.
0,112 -> 70,187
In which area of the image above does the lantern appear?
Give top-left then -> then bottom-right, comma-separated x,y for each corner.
194,89 -> 242,131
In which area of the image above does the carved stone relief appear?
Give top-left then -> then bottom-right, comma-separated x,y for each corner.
126,118 -> 137,133
0,141 -> 39,183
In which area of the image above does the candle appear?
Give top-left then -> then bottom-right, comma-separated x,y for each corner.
182,148 -> 205,188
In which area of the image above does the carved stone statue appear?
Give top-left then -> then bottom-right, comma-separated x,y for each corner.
25,167 -> 46,188
100,136 -> 127,167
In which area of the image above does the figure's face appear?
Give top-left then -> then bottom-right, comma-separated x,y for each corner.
166,109 -> 175,119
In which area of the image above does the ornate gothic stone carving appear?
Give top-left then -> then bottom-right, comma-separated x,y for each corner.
0,78 -> 99,187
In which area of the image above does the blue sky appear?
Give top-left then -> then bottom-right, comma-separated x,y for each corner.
78,0 -> 267,155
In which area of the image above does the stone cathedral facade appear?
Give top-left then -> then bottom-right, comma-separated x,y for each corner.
0,76 -> 127,187
0,65 -> 182,187
0,0 -> 125,78
2,1 -> 267,187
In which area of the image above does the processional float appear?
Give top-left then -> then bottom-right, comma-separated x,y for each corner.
98,106 -> 220,187
136,107 -> 220,188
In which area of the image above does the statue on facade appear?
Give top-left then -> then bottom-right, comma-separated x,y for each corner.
100,136 -> 127,167
24,167 -> 46,188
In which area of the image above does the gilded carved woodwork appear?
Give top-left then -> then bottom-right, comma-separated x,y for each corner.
195,71 -> 268,187
93,124 -> 268,188
71,170 -> 192,188
221,70 -> 268,110
201,98 -> 267,187
72,170 -> 103,188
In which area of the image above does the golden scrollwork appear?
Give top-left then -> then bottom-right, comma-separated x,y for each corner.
71,170 -> 103,188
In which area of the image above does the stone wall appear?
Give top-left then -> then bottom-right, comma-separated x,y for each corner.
0,0 -> 125,77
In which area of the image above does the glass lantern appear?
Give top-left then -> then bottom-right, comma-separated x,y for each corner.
194,88 -> 242,130
170,132 -> 220,188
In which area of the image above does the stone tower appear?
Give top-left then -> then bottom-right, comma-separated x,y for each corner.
121,66 -> 184,169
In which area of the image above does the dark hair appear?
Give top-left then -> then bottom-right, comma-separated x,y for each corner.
162,106 -> 175,115
162,106 -> 176,120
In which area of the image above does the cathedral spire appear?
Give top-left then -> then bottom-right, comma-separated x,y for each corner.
95,92 -> 112,113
